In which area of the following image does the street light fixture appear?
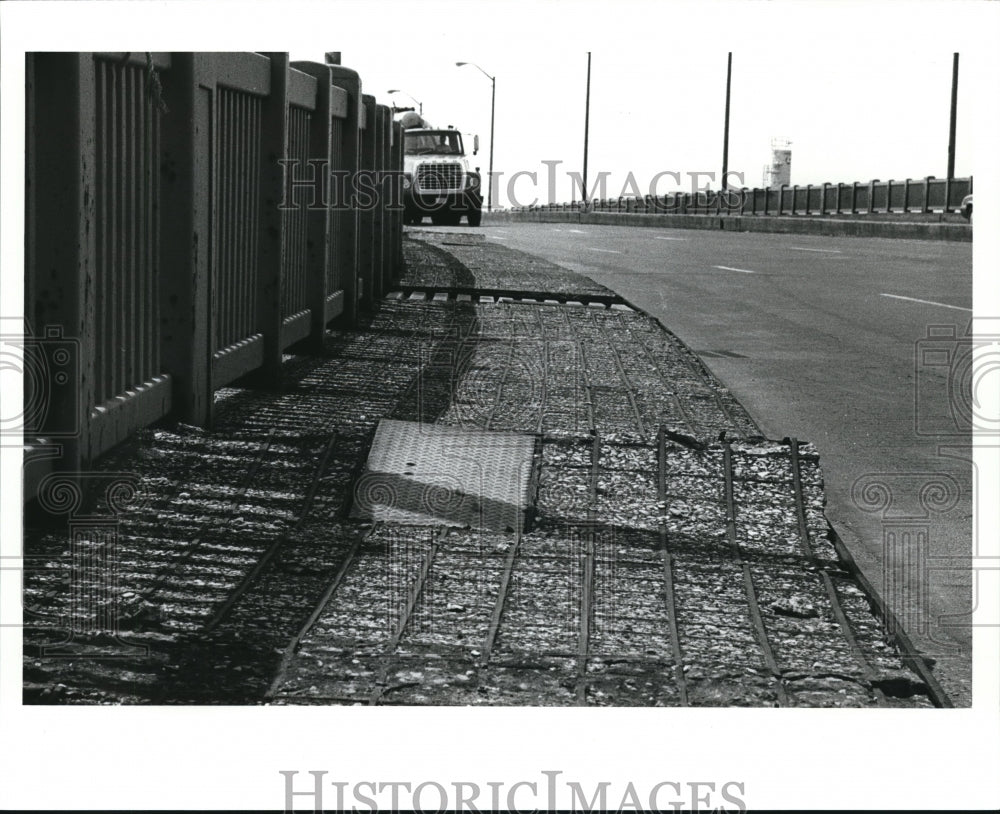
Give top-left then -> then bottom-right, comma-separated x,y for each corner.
386,89 -> 423,115
456,61 -> 495,212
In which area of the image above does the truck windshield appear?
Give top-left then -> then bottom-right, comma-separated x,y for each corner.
405,131 -> 463,155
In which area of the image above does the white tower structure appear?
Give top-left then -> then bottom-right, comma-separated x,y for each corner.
763,138 -> 792,188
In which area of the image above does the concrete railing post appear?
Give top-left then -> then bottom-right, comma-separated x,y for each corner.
391,120 -> 404,280
291,60 -> 335,351
358,94 -> 377,310
25,53 -> 98,473
327,65 -> 362,327
159,52 -> 212,427
255,53 -> 291,385
371,101 -> 382,298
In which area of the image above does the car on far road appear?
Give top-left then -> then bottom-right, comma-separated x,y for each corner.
961,194 -> 973,222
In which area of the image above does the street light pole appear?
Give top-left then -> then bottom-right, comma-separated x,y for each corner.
583,51 -> 591,203
387,89 -> 423,115
488,76 -> 495,212
947,52 -> 959,180
456,61 -> 495,211
722,52 -> 732,192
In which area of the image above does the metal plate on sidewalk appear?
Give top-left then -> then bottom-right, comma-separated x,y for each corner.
351,419 -> 536,532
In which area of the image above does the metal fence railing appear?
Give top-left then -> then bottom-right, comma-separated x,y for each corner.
515,176 -> 973,217
281,69 -> 317,349
215,80 -> 264,359
93,54 -> 165,410
24,52 -> 403,494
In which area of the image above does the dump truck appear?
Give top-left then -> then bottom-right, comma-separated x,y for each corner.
397,111 -> 483,226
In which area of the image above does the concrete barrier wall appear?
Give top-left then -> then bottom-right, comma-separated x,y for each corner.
24,52 -> 404,490
484,210 -> 972,242
516,176 -> 972,218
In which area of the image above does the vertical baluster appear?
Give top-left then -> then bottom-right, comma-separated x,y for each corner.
125,64 -> 135,392
233,91 -> 243,343
224,90 -> 234,349
326,118 -> 344,294
242,93 -> 251,341
109,61 -> 120,399
136,65 -> 145,382
300,111 -> 308,310
294,109 -> 302,313
130,64 -> 140,388
293,109 -> 299,313
249,99 -> 261,334
124,64 -> 134,392
134,65 -> 146,385
228,90 -> 237,348
145,74 -> 155,379
215,90 -> 224,352
95,60 -> 106,405
286,109 -> 294,317
236,91 -> 245,344
152,84 -> 161,373
297,110 -> 304,312
288,106 -> 294,317
232,91 -> 240,343
216,90 -> 224,352
232,91 -> 241,347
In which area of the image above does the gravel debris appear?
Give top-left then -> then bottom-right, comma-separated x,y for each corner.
20,235 -> 945,708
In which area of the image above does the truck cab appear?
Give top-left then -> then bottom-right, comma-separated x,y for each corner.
401,125 -> 483,226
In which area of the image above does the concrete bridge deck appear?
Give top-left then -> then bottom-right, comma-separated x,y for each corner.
22,233 -> 949,707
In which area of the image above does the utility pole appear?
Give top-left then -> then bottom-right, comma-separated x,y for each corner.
722,52 -> 732,191
947,52 -> 959,180
488,75 -> 495,211
456,62 -> 495,211
583,51 -> 591,203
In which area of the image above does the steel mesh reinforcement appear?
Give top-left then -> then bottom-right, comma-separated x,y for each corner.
22,236 -> 947,707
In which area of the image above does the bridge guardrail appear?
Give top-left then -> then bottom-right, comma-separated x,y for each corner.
24,52 -> 403,495
513,175 -> 973,217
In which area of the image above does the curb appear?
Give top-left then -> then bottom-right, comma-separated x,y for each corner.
483,211 -> 972,242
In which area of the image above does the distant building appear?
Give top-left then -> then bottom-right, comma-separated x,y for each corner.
762,138 -> 792,189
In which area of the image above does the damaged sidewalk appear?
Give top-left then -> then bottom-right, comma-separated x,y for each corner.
22,231 -> 950,707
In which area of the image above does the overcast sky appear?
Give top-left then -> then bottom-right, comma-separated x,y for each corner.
286,0 -> 993,207
3,0 -> 995,209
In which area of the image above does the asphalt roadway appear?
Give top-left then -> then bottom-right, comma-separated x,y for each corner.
474,221 -> 975,705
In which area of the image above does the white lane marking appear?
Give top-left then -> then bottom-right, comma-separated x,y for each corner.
713,265 -> 756,274
789,246 -> 842,253
487,235 -> 506,240
587,247 -> 622,254
655,236 -> 688,241
880,293 -> 971,312
568,229 -> 587,234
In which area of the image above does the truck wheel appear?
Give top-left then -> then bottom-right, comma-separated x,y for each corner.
467,209 -> 482,227
430,212 -> 447,226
